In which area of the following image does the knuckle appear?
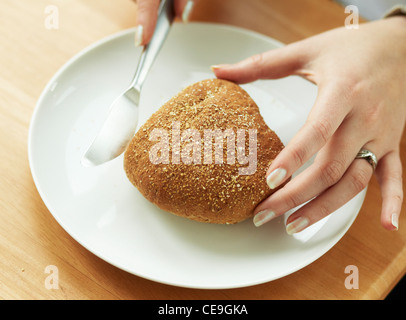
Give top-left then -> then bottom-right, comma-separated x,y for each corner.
320,159 -> 345,186
347,79 -> 366,98
349,167 -> 371,193
360,105 -> 383,133
318,202 -> 332,219
310,119 -> 332,145
382,171 -> 403,187
392,194 -> 403,204
366,105 -> 381,124
290,145 -> 307,167
249,53 -> 265,68
284,191 -> 303,210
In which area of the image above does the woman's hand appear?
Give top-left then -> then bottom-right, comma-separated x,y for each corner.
213,16 -> 406,233
133,0 -> 195,46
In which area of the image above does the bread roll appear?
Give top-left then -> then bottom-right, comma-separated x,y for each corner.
124,79 -> 285,224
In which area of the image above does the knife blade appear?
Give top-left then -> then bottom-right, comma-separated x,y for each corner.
82,0 -> 175,167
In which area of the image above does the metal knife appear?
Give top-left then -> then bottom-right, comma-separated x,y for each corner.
82,0 -> 175,167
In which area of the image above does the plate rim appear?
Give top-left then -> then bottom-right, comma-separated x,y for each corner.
28,22 -> 363,290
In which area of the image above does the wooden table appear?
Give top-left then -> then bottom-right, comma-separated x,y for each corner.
1,0 -> 405,300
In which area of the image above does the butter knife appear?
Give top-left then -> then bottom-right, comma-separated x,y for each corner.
82,0 -> 175,166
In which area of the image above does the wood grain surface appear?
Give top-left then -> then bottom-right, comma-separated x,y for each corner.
0,0 -> 405,300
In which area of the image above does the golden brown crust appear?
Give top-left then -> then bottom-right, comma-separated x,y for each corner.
124,79 -> 285,224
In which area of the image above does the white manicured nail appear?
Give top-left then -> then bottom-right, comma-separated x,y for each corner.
253,210 -> 276,227
391,213 -> 399,231
134,25 -> 144,47
266,168 -> 287,189
182,0 -> 194,23
210,64 -> 229,72
286,217 -> 310,235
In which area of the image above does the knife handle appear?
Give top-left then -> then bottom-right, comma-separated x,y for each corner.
130,0 -> 175,92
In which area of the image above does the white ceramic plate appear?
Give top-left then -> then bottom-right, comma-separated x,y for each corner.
28,23 -> 365,289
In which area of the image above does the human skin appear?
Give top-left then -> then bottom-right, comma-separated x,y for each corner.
133,0 -> 195,46
212,16 -> 406,233
134,1 -> 406,233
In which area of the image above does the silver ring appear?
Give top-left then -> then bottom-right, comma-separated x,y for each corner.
355,149 -> 378,171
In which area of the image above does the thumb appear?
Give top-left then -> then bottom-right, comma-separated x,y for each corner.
135,0 -> 160,46
211,42 -> 311,84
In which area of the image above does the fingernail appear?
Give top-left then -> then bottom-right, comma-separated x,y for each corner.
253,210 -> 276,227
134,25 -> 144,47
182,0 -> 194,23
210,64 -> 229,72
391,213 -> 399,231
286,217 -> 310,235
266,168 -> 287,189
